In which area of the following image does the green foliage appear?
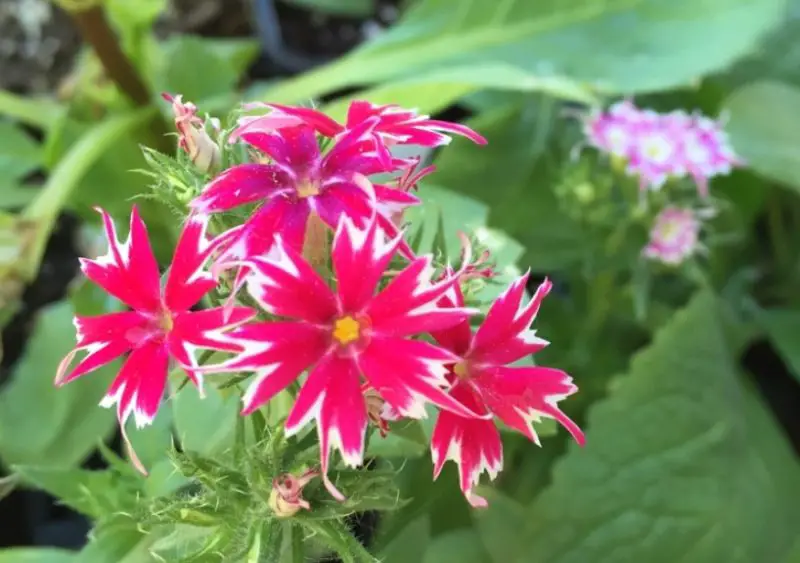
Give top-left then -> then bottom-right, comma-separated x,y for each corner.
518,292 -> 800,563
264,0 -> 784,103
0,550 -> 75,563
724,81 -> 800,192
0,301 -> 117,467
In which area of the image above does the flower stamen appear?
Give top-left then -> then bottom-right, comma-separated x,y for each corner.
332,316 -> 361,345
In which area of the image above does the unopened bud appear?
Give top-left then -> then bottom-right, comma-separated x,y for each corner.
268,469 -> 318,518
162,92 -> 221,173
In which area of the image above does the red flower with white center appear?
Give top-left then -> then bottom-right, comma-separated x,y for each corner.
55,207 -> 255,472
192,115 -> 413,264
206,216 -> 484,499
429,274 -> 585,507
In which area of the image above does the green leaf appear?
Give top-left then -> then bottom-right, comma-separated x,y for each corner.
405,184 -> 489,259
759,309 -> 800,383
281,0 -> 373,16
723,81 -> 800,192
519,292 -> 800,563
0,549 -> 75,563
13,465 -> 138,519
472,491 -> 527,563
423,528 -> 491,563
172,380 -> 239,457
263,0 -> 783,102
156,36 -> 258,104
300,519 -> 377,563
0,181 -> 39,210
0,122 -> 41,181
433,103 -> 588,270
0,301 -> 117,467
79,514 -> 152,563
22,108 -> 157,280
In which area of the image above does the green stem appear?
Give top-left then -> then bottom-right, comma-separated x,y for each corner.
21,108 -> 155,281
66,3 -> 171,152
291,524 -> 305,563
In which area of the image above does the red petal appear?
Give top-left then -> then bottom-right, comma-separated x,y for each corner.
99,340 -> 170,429
360,336 -> 483,420
477,365 -> 584,446
368,255 -> 476,337
80,207 -> 161,312
470,275 -> 551,364
201,321 -> 327,413
241,125 -> 320,176
285,353 -> 368,499
245,240 -> 338,323
330,216 -> 400,313
263,104 -> 343,137
164,214 -> 219,311
431,383 -> 501,508
56,311 -> 149,385
191,163 -> 291,213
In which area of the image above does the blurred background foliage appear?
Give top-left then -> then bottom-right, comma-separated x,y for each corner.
1,0 -> 800,561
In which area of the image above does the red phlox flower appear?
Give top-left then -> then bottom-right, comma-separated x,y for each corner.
192,112 -> 413,266
429,274 -> 585,507
204,215 -> 486,499
56,207 -> 255,472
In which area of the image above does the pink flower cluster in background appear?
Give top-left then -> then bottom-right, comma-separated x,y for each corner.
55,98 -> 584,507
584,100 -> 742,196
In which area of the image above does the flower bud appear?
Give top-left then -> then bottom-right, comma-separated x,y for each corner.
268,469 -> 318,518
162,92 -> 221,173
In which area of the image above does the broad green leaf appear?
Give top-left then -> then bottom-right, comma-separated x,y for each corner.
433,104 -> 588,270
759,309 -> 800,383
172,380 -> 239,456
281,0 -> 372,16
0,301 -> 117,467
264,0 -> 784,102
725,0 -> 800,87
0,549 -> 75,563
0,122 -> 41,181
723,81 -> 800,192
519,292 -> 800,563
13,465 -> 138,519
423,528 -> 491,563
380,516 -> 431,563
473,491 -> 527,563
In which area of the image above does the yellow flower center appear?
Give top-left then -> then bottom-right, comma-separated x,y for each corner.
158,311 -> 174,333
332,316 -> 361,345
453,361 -> 469,380
296,179 -> 320,198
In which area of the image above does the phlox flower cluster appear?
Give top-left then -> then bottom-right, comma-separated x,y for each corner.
584,99 -> 742,266
584,100 -> 742,196
56,98 -> 584,507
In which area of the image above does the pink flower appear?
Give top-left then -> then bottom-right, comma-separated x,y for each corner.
643,206 -> 701,265
191,115 -> 411,263
343,101 -> 487,166
429,275 -> 584,507
584,101 -> 741,196
162,93 -> 221,173
206,216 -> 484,499
56,207 -> 255,472
250,101 -> 487,167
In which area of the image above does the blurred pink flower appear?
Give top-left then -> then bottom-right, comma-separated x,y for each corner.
643,206 -> 702,265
